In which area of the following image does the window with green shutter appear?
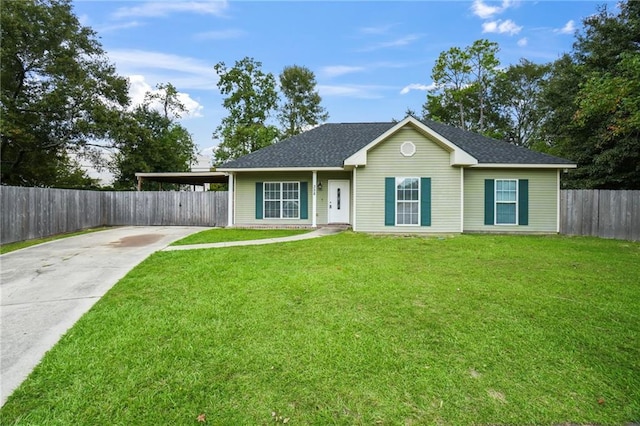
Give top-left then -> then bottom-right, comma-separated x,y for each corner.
485,179 -> 529,226
385,177 -> 431,227
257,181 -> 304,219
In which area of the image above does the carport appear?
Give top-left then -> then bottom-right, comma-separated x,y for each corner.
135,172 -> 229,191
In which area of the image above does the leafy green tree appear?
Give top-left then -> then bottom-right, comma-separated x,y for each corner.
467,39 -> 500,131
491,59 -> 550,148
423,46 -> 471,130
0,0 -> 129,187
422,39 -> 500,134
278,65 -> 328,138
213,57 -> 279,165
145,83 -> 185,119
571,52 -> 640,188
543,0 -> 640,188
111,84 -> 196,190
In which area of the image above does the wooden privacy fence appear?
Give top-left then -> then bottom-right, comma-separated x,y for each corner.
3,186 -> 639,244
560,190 -> 640,241
0,186 -> 228,244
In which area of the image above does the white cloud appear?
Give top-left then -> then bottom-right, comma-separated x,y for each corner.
359,24 -> 394,35
128,75 -> 204,119
471,0 -> 514,19
482,19 -> 522,35
321,65 -> 366,78
194,29 -> 246,40
517,37 -> 528,47
400,83 -> 436,95
107,49 -> 216,91
557,20 -> 576,34
78,13 -> 90,26
359,34 -> 422,52
112,0 -> 228,19
98,21 -> 144,33
318,84 -> 389,99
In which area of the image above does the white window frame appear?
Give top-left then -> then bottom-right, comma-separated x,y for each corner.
264,181 -> 300,219
495,179 -> 518,225
395,177 -> 420,226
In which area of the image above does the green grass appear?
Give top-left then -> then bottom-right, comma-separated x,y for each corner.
171,228 -> 311,245
0,227 -> 110,255
2,233 -> 639,425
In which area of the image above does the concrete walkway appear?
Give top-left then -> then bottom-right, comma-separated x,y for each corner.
163,226 -> 345,251
0,226 -> 207,406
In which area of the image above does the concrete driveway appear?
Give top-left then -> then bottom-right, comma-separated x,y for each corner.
0,226 -> 208,406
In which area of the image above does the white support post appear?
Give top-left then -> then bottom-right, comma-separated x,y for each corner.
460,167 -> 464,233
312,171 -> 318,228
352,167 -> 357,231
227,173 -> 234,227
556,169 -> 561,233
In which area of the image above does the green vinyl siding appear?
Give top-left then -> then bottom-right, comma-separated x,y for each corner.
235,171 -> 350,226
465,169 -> 558,233
355,126 -> 461,233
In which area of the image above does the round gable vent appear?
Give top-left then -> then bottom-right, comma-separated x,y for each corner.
400,141 -> 416,157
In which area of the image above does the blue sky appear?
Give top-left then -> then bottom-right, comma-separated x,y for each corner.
73,0 -> 615,156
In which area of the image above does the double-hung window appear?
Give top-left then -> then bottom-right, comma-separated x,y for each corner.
396,177 -> 419,225
264,182 -> 299,219
495,179 -> 517,225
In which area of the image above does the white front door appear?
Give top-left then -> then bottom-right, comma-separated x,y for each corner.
328,180 -> 350,224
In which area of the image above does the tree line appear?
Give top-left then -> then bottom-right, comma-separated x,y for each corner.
422,1 -> 639,189
0,0 -> 327,190
1,0 -> 638,190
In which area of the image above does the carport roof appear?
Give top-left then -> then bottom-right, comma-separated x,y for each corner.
135,172 -> 228,187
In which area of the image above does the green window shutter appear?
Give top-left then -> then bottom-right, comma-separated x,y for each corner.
385,177 -> 395,226
255,182 -> 263,219
518,179 -> 528,226
300,182 -> 308,219
420,177 -> 431,226
484,179 -> 494,225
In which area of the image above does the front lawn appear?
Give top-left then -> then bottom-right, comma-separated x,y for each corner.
2,234 -> 639,424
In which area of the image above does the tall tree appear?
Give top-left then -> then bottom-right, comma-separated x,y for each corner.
0,0 -> 129,187
212,57 -> 279,165
111,84 -> 196,190
467,39 -> 500,131
543,0 -> 640,188
491,59 -> 550,148
424,46 -> 471,130
145,83 -> 185,120
422,39 -> 500,134
278,65 -> 328,138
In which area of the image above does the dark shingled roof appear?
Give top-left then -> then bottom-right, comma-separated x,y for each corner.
220,119 -> 573,169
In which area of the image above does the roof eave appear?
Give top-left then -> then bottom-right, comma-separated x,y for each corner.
469,163 -> 577,169
217,166 -> 346,173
